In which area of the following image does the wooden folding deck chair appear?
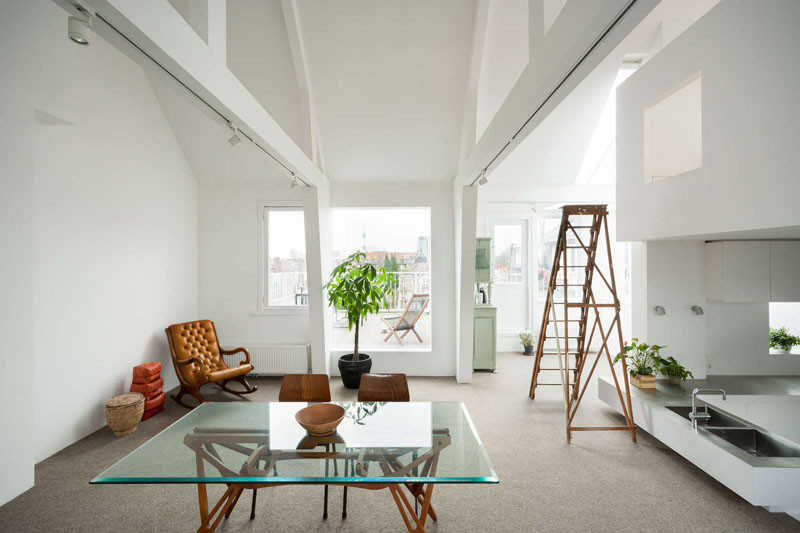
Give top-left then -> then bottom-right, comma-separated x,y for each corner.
380,293 -> 429,345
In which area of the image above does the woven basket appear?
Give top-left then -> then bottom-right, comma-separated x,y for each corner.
105,393 -> 145,436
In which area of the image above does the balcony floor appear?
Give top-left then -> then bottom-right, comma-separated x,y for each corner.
332,311 -> 431,351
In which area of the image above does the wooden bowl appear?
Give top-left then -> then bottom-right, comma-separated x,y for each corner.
295,404 -> 346,436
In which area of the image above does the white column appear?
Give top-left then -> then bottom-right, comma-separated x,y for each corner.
455,185 -> 479,383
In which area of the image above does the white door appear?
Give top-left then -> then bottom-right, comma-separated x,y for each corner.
491,218 -> 530,338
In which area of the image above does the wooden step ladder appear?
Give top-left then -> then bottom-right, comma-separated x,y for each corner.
528,205 -> 636,443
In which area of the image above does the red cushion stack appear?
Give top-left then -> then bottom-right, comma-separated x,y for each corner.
131,362 -> 164,420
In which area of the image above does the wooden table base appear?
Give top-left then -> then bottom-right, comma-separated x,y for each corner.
195,482 -> 437,533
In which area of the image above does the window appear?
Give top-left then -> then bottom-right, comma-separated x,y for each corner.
493,223 -> 525,284
644,73 -> 702,183
260,205 -> 307,310
769,302 -> 800,355
331,208 -> 431,351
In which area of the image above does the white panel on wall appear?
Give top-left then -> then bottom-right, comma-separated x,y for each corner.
644,74 -> 702,183
770,241 -> 800,302
705,241 -> 770,303
723,242 -> 770,303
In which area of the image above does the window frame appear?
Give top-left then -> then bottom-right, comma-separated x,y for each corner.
254,202 -> 308,316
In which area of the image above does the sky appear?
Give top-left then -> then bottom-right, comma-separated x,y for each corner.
268,210 -> 306,258
332,208 -> 430,255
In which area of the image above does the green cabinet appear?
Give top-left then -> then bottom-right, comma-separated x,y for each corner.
473,305 -> 497,371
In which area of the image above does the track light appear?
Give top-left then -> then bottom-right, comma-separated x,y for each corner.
290,175 -> 299,189
68,16 -> 92,45
478,171 -> 488,186
227,124 -> 242,147
67,0 -> 95,46
691,305 -> 704,316
654,305 -> 666,316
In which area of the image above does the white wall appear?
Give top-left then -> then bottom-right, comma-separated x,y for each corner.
328,182 -> 456,377
632,241 -> 800,377
0,1 -> 198,500
0,1 -> 36,506
617,0 -> 800,241
31,18 -> 198,463
632,241 -> 708,379
198,180 -> 308,346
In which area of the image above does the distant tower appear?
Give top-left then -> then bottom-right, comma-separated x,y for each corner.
362,224 -> 367,251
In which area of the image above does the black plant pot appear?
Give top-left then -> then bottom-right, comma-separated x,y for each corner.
338,353 -> 372,389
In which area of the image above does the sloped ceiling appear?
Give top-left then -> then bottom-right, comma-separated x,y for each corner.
148,73 -> 288,183
296,0 -> 477,182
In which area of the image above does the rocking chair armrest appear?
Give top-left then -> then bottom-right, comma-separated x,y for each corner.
175,356 -> 208,383
221,346 -> 251,366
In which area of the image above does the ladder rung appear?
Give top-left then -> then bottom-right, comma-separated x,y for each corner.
562,265 -> 588,268
540,351 -> 580,355
566,303 -> 617,308
565,246 -> 588,249
539,368 -> 578,371
536,383 -> 576,386
570,225 -> 594,229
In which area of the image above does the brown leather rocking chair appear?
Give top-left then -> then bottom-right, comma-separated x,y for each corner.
165,320 -> 257,408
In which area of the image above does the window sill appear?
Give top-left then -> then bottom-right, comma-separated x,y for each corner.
250,307 -> 308,317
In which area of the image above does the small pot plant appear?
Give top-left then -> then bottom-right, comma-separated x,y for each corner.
324,252 -> 397,389
657,356 -> 694,387
519,331 -> 534,355
613,338 -> 663,389
769,327 -> 800,354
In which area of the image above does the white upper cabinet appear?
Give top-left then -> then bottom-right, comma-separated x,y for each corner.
705,241 -> 770,302
770,242 -> 800,302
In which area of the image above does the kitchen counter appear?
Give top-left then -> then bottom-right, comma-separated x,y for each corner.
598,376 -> 800,519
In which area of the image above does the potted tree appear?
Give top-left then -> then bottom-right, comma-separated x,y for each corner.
519,331 -> 534,355
324,252 -> 397,389
613,338 -> 663,389
769,327 -> 799,355
657,356 -> 694,387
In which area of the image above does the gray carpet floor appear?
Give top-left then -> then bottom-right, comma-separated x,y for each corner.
1,352 -> 798,532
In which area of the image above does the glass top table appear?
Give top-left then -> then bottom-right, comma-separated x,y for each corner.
92,402 -> 497,532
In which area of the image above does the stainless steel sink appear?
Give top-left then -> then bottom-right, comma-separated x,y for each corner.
704,427 -> 800,458
665,405 -> 746,428
666,405 -> 800,458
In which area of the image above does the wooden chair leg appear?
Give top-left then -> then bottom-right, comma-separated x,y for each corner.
216,376 -> 258,396
172,385 -> 203,409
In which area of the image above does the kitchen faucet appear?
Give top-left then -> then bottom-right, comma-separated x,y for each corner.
689,388 -> 726,429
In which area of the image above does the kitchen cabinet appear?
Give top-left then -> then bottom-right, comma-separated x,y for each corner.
473,305 -> 497,371
705,241 -> 770,302
770,241 -> 800,302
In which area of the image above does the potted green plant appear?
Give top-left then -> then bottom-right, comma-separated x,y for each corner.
519,331 -> 534,355
324,252 -> 397,389
656,356 -> 694,387
769,327 -> 800,354
613,338 -> 663,389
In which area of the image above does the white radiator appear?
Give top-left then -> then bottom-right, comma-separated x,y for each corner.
222,344 -> 310,375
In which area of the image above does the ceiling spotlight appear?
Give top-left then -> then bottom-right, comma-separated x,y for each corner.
691,305 -> 704,316
290,175 -> 299,189
478,171 -> 488,186
654,305 -> 666,316
68,16 -> 92,45
227,124 -> 242,147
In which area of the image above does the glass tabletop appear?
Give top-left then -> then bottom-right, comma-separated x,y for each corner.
91,402 -> 498,485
